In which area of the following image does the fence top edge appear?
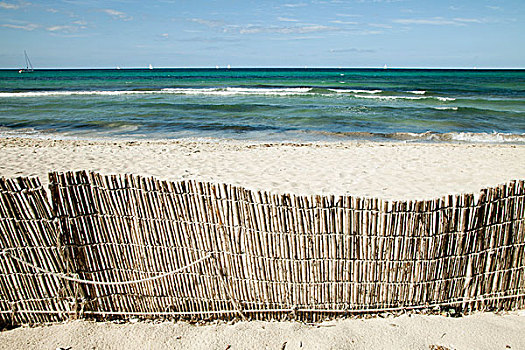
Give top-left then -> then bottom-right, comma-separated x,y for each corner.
22,170 -> 525,207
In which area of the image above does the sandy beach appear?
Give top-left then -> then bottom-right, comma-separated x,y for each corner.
1,312 -> 524,350
1,136 -> 524,349
1,137 -> 524,200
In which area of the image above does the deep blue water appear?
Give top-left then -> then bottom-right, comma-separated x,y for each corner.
0,68 -> 524,142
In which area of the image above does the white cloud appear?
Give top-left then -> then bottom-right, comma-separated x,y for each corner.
1,23 -> 38,30
453,17 -> 482,24
160,33 -> 169,38
234,24 -> 337,35
349,29 -> 383,35
270,35 -> 324,41
46,19 -> 88,33
278,17 -> 299,22
336,14 -> 362,18
393,18 -> 454,25
282,3 -> 307,7
0,1 -> 19,9
393,17 -> 484,26
191,17 -> 338,36
356,0 -> 402,2
177,36 -> 239,43
330,47 -> 375,53
190,18 -> 224,28
368,23 -> 392,29
46,25 -> 76,32
101,9 -> 133,21
46,8 -> 59,13
486,5 -> 501,11
330,20 -> 358,25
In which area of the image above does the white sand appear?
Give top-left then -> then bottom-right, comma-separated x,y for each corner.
0,137 -> 524,200
1,313 -> 524,350
1,137 -> 524,348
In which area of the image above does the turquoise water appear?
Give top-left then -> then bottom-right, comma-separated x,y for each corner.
0,68 -> 524,142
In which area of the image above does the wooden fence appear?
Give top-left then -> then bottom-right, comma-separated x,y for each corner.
0,171 -> 524,324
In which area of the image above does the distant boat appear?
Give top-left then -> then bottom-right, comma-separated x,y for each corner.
116,66 -> 121,70
227,64 -> 231,69
149,64 -> 153,70
18,51 -> 34,73
383,64 -> 388,69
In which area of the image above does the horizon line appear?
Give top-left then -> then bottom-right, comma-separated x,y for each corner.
1,66 -> 524,70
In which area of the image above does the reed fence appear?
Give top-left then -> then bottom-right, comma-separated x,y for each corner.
0,171 -> 523,325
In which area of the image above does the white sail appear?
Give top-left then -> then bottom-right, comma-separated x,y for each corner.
19,51 -> 34,73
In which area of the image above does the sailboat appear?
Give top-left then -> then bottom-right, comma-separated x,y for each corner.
149,64 -> 153,70
18,51 -> 34,73
383,64 -> 388,69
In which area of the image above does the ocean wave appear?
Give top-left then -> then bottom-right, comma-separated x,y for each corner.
304,130 -> 525,143
0,88 -> 462,102
352,95 -> 456,102
0,90 -> 155,97
440,132 -> 525,143
433,106 -> 459,111
328,89 -> 382,94
353,95 -> 426,100
161,87 -> 313,96
0,87 -> 314,97
406,90 -> 426,95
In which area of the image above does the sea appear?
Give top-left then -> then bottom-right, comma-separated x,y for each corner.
0,68 -> 524,143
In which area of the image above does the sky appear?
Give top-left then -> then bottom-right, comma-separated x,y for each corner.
0,0 -> 523,68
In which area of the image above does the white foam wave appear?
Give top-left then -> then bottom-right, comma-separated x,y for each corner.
353,95 -> 426,100
406,90 -> 426,95
398,131 -> 525,143
446,132 -> 525,143
0,87 -> 314,97
161,87 -> 313,96
328,89 -> 382,94
0,90 -> 157,97
433,106 -> 458,111
352,95 -> 458,102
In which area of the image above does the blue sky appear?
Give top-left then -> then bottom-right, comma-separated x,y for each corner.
0,0 -> 523,68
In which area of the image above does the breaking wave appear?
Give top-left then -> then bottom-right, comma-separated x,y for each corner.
0,88 -> 459,102
328,89 -> 382,94
304,130 -> 525,144
0,87 -> 314,97
353,95 -> 456,102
